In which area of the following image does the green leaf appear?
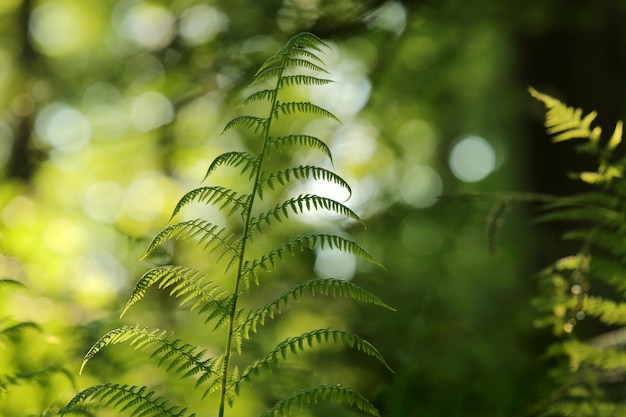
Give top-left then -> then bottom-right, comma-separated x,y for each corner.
170,186 -> 251,220
274,101 -> 339,123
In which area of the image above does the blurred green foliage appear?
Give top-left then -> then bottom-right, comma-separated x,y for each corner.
2,0 -> 626,416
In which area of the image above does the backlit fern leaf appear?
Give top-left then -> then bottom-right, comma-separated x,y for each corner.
170,186 -> 251,220
61,383 -> 195,417
240,89 -> 277,106
222,116 -> 268,134
236,278 -> 394,339
79,325 -> 221,386
267,134 -> 333,164
260,165 -> 351,198
249,194 -> 364,231
529,87 -> 602,143
259,384 -> 380,417
142,219 -> 240,261
234,329 -> 391,391
242,233 -> 383,280
0,321 -> 39,339
120,266 -> 230,321
284,58 -> 329,74
279,75 -> 333,87
274,101 -> 339,122
203,151 -> 260,181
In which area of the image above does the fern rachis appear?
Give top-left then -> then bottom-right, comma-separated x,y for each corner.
61,32 -> 391,417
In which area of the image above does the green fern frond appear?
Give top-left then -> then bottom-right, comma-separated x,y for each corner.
236,278 -> 394,339
203,151 -> 260,181
222,116 -> 268,134
249,67 -> 283,86
561,229 -> 626,259
259,384 -> 380,417
529,87 -> 601,143
0,278 -> 26,289
240,89 -> 277,106
142,219 -> 240,261
254,32 -> 328,76
121,266 -> 230,320
274,101 -> 340,123
533,206 -> 624,227
235,329 -> 391,389
260,165 -> 351,198
170,186 -> 251,220
583,296 -> 626,326
61,383 -> 195,417
0,321 -> 39,339
284,57 -> 329,74
267,134 -> 333,164
79,325 -> 221,386
243,233 -> 383,278
279,75 -> 334,87
560,339 -> 626,373
249,194 -> 365,231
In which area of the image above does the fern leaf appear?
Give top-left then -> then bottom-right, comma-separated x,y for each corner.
259,384 -> 380,417
284,57 -> 329,74
254,32 -> 328,76
170,186 -> 251,220
79,325 -> 221,387
236,278 -> 394,339
0,321 -> 39,339
583,296 -> 626,326
249,194 -> 365,231
203,151 -> 260,181
533,206 -> 624,227
260,165 -> 351,198
267,134 -> 333,164
250,67 -> 283,86
0,279 -> 26,290
279,75 -> 334,88
142,219 -> 239,260
240,89 -> 277,106
274,101 -> 339,123
121,265 -> 230,321
236,328 -> 391,389
529,87 -> 601,144
61,383 -> 195,417
222,115 -> 268,134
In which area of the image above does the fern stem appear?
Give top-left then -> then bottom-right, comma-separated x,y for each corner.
217,57 -> 283,417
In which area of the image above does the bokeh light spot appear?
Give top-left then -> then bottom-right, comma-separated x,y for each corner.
35,103 -> 91,151
314,248 -> 357,281
130,91 -> 173,132
83,181 -> 125,224
179,5 -> 228,45
118,4 -> 176,50
449,136 -> 496,182
399,165 -> 442,208
29,1 -> 85,55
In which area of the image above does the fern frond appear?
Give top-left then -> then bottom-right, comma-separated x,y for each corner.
170,186 -> 251,220
249,194 -> 365,231
560,339 -> 626,373
61,383 -> 195,417
121,266 -> 230,320
284,58 -> 329,74
279,75 -> 334,87
259,384 -> 380,417
203,151 -> 260,181
529,87 -> 601,143
260,166 -> 351,198
274,101 -> 339,123
255,32 -> 328,76
240,89 -> 277,106
142,219 -> 239,260
583,296 -> 626,326
222,116 -> 268,134
0,321 -> 39,339
267,134 -> 333,164
533,206 -> 624,227
79,325 -> 221,386
243,233 -> 383,279
236,278 -> 394,339
0,279 -> 26,290
250,67 -> 283,86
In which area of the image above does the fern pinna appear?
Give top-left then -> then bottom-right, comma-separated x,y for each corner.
523,89 -> 626,416
61,32 -> 392,417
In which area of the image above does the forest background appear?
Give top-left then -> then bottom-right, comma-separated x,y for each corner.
2,0 -> 626,416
